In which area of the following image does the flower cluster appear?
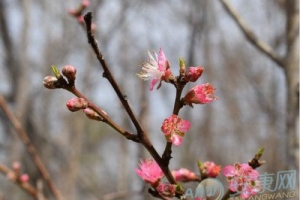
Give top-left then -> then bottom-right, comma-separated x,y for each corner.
136,49 -> 219,198
223,163 -> 261,198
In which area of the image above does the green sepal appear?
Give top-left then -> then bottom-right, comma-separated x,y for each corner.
197,160 -> 203,175
175,183 -> 184,194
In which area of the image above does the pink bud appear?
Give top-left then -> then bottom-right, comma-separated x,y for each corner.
199,161 -> 221,178
20,174 -> 30,183
12,162 -> 20,171
12,162 -> 21,176
171,168 -> 199,182
67,9 -> 79,17
184,67 -> 204,82
66,98 -> 88,112
62,65 -> 77,81
83,108 -> 103,121
183,83 -> 217,106
81,0 -> 90,7
43,76 -> 58,89
157,182 -> 176,198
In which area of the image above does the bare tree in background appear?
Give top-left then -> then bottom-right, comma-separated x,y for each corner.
220,0 -> 299,170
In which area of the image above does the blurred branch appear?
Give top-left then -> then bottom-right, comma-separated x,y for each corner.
0,95 -> 63,200
0,162 -> 40,199
0,0 -> 20,102
219,0 -> 284,67
102,190 -> 142,200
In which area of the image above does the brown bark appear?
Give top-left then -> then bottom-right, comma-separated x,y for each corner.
284,0 -> 299,169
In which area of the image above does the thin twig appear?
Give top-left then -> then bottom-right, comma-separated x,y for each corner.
0,162 -> 41,199
65,86 -> 139,142
83,12 -> 144,135
0,95 -> 63,200
219,0 -> 284,67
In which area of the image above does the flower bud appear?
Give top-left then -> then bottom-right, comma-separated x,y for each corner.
157,182 -> 176,198
198,161 -> 221,178
81,0 -> 90,7
179,57 -> 186,75
171,168 -> 199,182
19,174 -> 30,183
12,162 -> 20,171
43,76 -> 58,89
62,65 -> 77,81
66,98 -> 88,112
183,83 -> 217,106
83,108 -> 103,121
184,67 -> 204,82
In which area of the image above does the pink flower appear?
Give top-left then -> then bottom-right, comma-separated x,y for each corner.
136,159 -> 164,187
199,161 -> 221,178
161,114 -> 190,146
171,168 -> 199,182
183,83 -> 217,106
137,48 -> 173,91
184,67 -> 204,82
157,182 -> 176,197
223,163 -> 261,198
66,98 -> 88,112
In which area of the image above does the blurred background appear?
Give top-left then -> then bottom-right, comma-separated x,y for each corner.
0,0 -> 298,199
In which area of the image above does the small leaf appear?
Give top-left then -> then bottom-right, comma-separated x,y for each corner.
256,147 -> 265,157
179,57 -> 186,74
179,57 -> 185,68
51,65 -> 61,79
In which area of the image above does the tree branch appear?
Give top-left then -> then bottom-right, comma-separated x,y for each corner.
82,12 -> 178,194
0,162 -> 42,199
0,95 -> 63,200
83,12 -> 144,136
219,0 -> 284,67
64,85 -> 140,142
